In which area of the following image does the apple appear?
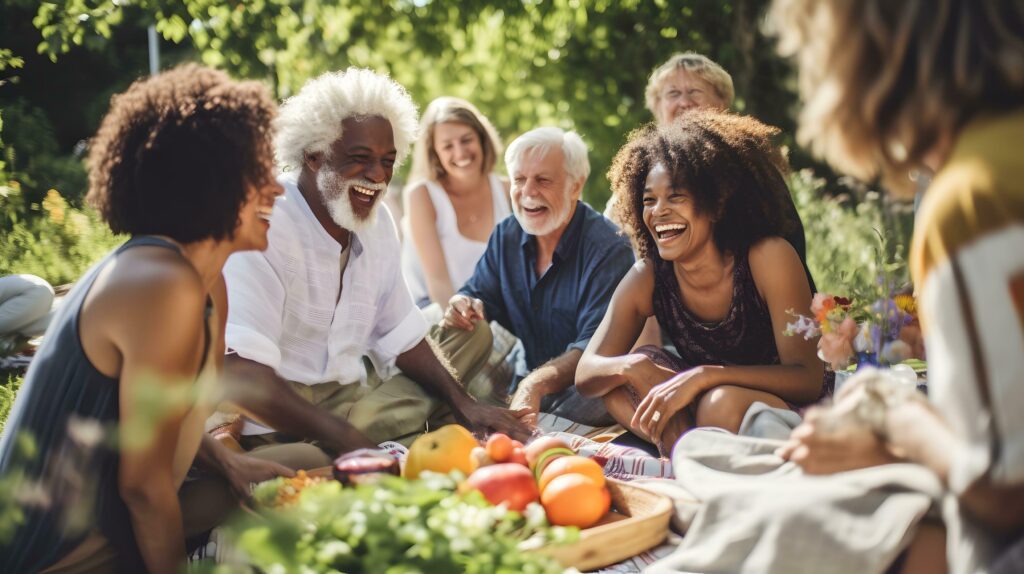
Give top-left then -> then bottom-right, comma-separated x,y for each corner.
463,463 -> 539,512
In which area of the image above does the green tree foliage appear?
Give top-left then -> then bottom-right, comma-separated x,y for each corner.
31,0 -> 799,207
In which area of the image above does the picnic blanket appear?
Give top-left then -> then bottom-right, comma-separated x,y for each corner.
537,414 -> 674,481
643,429 -> 943,574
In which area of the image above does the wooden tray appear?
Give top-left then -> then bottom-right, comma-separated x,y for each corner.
304,468 -> 673,571
533,478 -> 672,571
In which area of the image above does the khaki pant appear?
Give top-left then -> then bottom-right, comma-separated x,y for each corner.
240,320 -> 495,450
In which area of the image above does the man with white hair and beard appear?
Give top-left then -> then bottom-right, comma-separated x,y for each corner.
221,68 -> 530,459
444,127 -> 633,427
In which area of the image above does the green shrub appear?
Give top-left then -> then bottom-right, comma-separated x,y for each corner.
0,182 -> 122,286
0,371 -> 22,433
790,170 -> 913,297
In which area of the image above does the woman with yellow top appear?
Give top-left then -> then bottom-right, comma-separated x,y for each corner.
769,0 -> 1024,571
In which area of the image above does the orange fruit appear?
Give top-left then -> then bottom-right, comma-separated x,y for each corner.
541,474 -> 611,528
537,455 -> 605,493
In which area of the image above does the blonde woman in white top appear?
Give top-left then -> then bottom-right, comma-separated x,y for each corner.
402,97 -> 511,308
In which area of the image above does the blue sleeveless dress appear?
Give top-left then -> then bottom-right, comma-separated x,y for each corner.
0,237 -> 211,572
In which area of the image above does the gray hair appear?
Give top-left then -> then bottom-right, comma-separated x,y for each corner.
505,127 -> 590,184
275,67 -> 419,171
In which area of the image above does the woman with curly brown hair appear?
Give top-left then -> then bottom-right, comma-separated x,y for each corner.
0,65 -> 292,573
576,110 -> 827,455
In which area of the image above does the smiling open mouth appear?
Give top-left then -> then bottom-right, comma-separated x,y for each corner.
654,223 -> 687,240
257,206 -> 273,222
349,184 -> 380,206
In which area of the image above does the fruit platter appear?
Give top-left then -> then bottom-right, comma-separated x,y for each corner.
229,425 -> 672,572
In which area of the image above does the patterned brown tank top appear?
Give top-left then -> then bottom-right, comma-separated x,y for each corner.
652,250 -> 780,369
648,250 -> 834,406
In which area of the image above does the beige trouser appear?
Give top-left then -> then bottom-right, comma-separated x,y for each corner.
240,320 -> 496,450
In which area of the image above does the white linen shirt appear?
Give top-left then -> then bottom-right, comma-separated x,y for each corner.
224,172 -> 429,388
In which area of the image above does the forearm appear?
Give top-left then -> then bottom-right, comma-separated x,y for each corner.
222,355 -> 376,453
887,401 -> 1024,535
426,277 -> 455,309
700,363 -> 823,404
519,350 -> 582,398
122,479 -> 186,574
576,352 -> 645,397
395,338 -> 475,412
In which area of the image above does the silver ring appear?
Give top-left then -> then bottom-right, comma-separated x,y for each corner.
651,411 -> 662,423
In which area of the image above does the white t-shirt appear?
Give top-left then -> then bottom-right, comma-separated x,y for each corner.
400,174 -> 510,306
224,172 -> 429,389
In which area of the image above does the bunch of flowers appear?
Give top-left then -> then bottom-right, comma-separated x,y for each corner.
786,292 -> 919,371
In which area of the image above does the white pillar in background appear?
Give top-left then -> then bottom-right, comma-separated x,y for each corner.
147,25 -> 159,75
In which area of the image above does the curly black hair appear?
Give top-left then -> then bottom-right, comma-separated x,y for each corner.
608,110 -> 795,261
87,64 -> 276,243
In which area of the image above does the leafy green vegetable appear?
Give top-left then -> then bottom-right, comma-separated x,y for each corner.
221,472 -> 577,573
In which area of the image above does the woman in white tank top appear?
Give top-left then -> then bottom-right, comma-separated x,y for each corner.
402,97 -> 511,307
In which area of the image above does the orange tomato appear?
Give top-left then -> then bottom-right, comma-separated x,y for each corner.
485,433 -> 514,463
541,474 -> 610,528
509,446 -> 528,466
537,455 -> 606,493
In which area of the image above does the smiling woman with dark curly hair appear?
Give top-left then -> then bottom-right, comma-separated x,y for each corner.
0,64 -> 295,573
576,110 -> 828,455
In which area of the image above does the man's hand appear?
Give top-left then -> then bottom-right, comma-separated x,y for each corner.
457,402 -> 534,442
219,451 -> 295,499
776,407 -> 901,474
508,383 -> 544,428
443,294 -> 486,331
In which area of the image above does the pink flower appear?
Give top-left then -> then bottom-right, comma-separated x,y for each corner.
817,317 -> 858,370
811,293 -> 833,315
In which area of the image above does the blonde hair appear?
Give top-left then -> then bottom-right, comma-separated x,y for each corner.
644,52 -> 735,115
768,0 -> 1024,195
407,96 -> 503,184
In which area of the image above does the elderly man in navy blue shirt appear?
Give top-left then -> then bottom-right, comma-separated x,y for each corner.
443,127 -> 634,427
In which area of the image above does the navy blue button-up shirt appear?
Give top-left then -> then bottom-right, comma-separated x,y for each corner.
459,201 -> 634,372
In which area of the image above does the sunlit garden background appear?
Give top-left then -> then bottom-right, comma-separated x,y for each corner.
0,0 -> 914,430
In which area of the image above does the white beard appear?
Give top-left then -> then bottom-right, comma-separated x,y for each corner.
315,166 -> 385,234
513,188 -> 574,237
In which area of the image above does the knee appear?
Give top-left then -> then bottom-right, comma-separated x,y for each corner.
8,275 -> 54,312
432,317 -> 493,355
467,318 -> 493,354
251,442 -> 332,470
695,385 -> 749,432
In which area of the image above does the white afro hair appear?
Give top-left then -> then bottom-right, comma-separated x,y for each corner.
275,67 -> 419,171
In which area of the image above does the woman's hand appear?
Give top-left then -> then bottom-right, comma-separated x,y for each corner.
632,366 -> 713,439
219,451 -> 296,499
776,407 -> 900,474
622,354 -> 676,398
